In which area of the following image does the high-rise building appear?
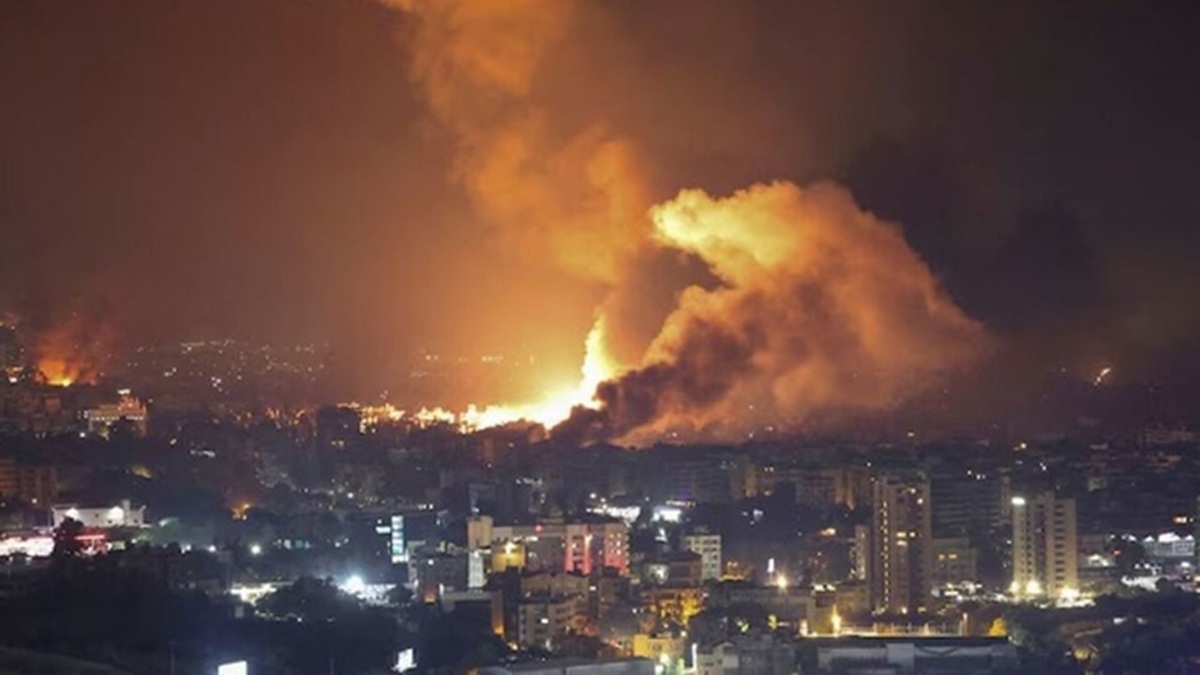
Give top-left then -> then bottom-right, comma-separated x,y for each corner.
869,473 -> 933,615
1011,491 -> 1078,600
756,465 -> 850,510
851,524 -> 871,581
929,467 -> 1003,537
0,458 -> 58,504
646,453 -> 752,504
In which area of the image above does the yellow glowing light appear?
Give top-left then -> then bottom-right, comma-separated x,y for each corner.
343,319 -> 623,435
458,317 -> 619,431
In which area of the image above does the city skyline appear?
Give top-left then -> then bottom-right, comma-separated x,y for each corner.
1,2 -> 1199,673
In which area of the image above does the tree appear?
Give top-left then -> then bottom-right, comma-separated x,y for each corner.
1114,538 -> 1146,576
386,584 -> 414,607
51,517 -> 84,559
258,577 -> 354,621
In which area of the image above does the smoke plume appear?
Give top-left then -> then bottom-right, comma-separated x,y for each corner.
390,0 -> 651,284
391,1 -> 990,443
582,182 -> 988,443
35,308 -> 117,386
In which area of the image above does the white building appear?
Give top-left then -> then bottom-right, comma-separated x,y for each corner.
694,642 -> 738,675
52,499 -> 146,528
471,517 -> 629,575
1012,491 -> 1078,599
682,532 -> 722,581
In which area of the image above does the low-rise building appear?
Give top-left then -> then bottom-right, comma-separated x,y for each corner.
812,637 -> 1018,674
683,532 -> 723,582
51,500 -> 145,529
481,658 -> 654,675
517,595 -> 587,651
694,634 -> 794,675
1012,491 -> 1078,600
708,582 -> 816,629
631,632 -> 687,672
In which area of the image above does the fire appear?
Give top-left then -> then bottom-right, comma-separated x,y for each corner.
461,317 -> 618,429
353,319 -> 621,433
388,1 -> 988,443
33,311 -> 115,387
38,358 -> 77,387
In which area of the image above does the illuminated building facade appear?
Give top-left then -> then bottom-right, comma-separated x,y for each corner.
51,499 -> 145,528
474,518 -> 629,575
82,391 -> 148,437
869,473 -> 933,615
490,570 -> 589,649
1011,491 -> 1078,599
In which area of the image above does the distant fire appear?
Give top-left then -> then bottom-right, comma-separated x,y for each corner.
357,321 -> 618,432
38,359 -> 77,387
34,311 -> 116,387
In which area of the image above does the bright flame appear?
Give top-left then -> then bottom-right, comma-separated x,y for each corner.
34,313 -> 114,387
461,316 -> 618,429
38,358 -> 76,387
350,319 -> 620,433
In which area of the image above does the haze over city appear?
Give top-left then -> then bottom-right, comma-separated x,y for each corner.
0,2 -> 1198,674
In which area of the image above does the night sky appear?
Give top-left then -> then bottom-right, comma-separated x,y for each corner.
2,0 -> 1198,399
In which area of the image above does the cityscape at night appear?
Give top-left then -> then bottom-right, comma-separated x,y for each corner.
1,1 -> 1199,674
